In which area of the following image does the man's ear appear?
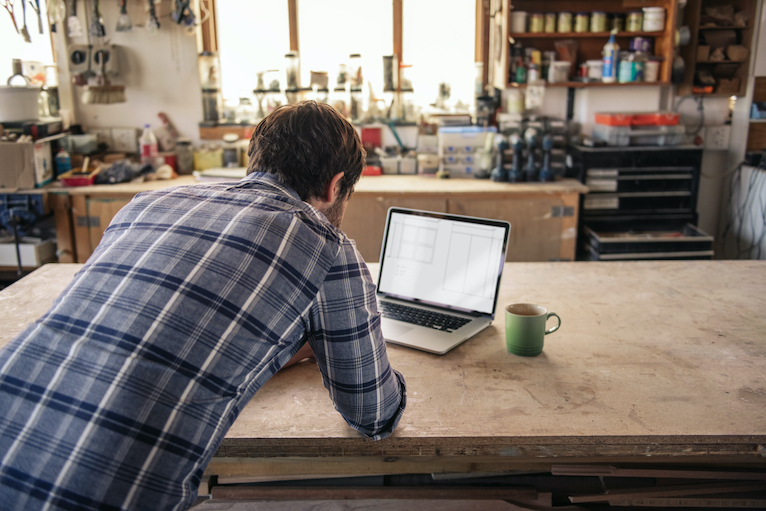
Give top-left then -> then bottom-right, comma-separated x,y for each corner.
323,172 -> 345,204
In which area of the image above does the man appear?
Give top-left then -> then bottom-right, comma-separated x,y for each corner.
0,101 -> 406,511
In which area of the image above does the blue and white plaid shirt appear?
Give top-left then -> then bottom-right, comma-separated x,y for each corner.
0,172 -> 406,511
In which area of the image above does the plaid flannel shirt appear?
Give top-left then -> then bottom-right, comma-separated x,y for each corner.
0,172 -> 406,511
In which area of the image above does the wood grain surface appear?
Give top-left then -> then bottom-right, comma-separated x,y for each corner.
1,261 -> 765,475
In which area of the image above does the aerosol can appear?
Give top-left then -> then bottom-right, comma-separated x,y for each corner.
602,29 -> 619,84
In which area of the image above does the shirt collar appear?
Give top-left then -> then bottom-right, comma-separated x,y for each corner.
240,172 -> 329,224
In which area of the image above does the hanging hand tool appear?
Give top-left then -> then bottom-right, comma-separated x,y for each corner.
115,0 -> 131,31
47,0 -> 65,33
146,0 -> 160,33
29,0 -> 42,34
67,0 -> 82,36
20,0 -> 31,42
88,0 -> 105,37
2,0 -> 19,33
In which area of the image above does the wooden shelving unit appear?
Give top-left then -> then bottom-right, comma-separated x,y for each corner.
679,0 -> 758,96
492,0 -> 679,89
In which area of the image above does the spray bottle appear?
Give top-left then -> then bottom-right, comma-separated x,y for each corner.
602,28 -> 620,84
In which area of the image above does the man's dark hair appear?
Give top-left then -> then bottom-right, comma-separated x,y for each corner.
246,101 -> 366,201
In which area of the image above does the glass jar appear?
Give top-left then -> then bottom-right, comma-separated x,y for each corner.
349,54 -> 363,91
198,51 -> 221,89
222,134 -> 240,168
236,97 -> 256,125
176,138 -> 194,175
201,89 -> 222,123
285,52 -> 300,90
529,13 -> 544,33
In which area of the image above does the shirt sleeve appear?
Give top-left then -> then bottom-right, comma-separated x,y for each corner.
307,238 -> 406,440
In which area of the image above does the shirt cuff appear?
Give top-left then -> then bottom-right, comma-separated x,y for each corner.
368,368 -> 407,441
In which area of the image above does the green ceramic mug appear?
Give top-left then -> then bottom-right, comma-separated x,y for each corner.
505,303 -> 561,356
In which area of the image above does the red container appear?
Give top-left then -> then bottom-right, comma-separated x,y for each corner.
630,112 -> 680,126
595,111 -> 680,127
594,112 -> 632,126
59,168 -> 99,187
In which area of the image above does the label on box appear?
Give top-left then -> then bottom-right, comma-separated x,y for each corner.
586,178 -> 618,192
584,197 -> 619,210
33,141 -> 54,187
586,168 -> 619,177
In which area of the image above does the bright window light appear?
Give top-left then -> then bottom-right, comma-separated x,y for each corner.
216,1 -> 290,100
298,0 -> 391,95
403,0 -> 476,109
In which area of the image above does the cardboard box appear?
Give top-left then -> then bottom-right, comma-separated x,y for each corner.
0,142 -> 36,190
0,134 -> 65,191
0,237 -> 56,267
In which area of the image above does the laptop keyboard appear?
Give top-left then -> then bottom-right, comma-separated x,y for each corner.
379,302 -> 471,332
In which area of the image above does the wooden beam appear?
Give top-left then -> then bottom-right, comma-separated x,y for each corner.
200,0 -> 218,53
288,0 -> 299,52
570,482 -> 766,503
212,486 -> 538,501
393,0 -> 403,92
552,465 -> 766,480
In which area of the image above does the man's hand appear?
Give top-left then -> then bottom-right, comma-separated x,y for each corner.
282,342 -> 315,369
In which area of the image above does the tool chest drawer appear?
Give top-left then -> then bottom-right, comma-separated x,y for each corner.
583,223 -> 714,261
568,145 -> 710,260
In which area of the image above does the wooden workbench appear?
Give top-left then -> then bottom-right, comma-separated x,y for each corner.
48,175 -> 587,264
1,261 -> 764,484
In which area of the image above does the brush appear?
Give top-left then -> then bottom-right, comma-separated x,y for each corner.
82,56 -> 125,104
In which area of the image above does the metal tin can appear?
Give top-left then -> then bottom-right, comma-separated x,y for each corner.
558,12 -> 573,33
611,13 -> 625,32
627,11 -> 643,32
575,12 -> 589,33
544,12 -> 557,33
590,11 -> 606,32
530,13 -> 544,33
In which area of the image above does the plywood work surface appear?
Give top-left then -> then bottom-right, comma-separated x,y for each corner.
1,261 -> 765,459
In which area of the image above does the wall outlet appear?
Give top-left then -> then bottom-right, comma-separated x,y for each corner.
111,128 -> 138,153
703,125 -> 731,150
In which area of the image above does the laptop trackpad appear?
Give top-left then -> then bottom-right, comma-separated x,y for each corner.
383,321 -> 414,338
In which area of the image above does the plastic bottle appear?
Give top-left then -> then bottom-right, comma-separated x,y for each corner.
139,124 -> 158,165
602,29 -> 620,83
55,148 -> 71,173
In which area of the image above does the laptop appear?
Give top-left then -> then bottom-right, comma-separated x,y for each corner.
376,208 -> 511,355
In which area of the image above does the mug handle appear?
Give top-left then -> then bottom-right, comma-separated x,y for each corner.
545,312 -> 561,335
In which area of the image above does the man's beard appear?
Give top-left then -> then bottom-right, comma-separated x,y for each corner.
323,198 -> 345,229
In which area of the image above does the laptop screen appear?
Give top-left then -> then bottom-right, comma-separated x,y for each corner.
377,208 -> 510,316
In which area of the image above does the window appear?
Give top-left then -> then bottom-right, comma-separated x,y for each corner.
213,0 -> 478,115
216,1 -> 290,101
403,0 -> 476,109
298,0 -> 392,95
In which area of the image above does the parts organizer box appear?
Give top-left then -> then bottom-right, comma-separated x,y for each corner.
592,111 -> 685,147
437,126 -> 497,178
